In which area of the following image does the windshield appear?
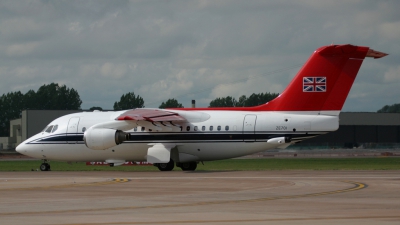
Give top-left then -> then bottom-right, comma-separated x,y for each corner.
51,125 -> 58,133
42,124 -> 58,133
45,126 -> 53,133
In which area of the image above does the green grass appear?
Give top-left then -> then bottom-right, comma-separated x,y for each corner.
1,157 -> 400,171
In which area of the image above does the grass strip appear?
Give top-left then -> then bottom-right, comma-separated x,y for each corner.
0,157 -> 400,171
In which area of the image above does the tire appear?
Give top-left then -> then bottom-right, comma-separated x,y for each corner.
40,163 -> 50,171
156,159 -> 174,171
180,162 -> 197,171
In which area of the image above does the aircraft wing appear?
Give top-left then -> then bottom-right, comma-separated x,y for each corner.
116,108 -> 186,122
115,109 -> 184,162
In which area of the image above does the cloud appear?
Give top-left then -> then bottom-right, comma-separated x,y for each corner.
100,62 -> 127,79
384,66 -> 400,83
6,42 -> 39,57
68,22 -> 84,35
0,18 -> 48,42
380,21 -> 400,40
0,0 -> 398,111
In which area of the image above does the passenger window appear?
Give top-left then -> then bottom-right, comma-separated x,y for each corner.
210,126 -> 213,131
51,125 -> 58,133
141,127 -> 145,132
217,126 -> 221,131
186,126 -> 190,131
225,126 -> 229,131
45,126 -> 53,133
134,127 -> 137,132
202,126 -> 205,131
194,126 -> 198,131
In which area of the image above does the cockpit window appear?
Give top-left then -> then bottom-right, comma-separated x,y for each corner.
45,125 -> 53,133
51,125 -> 58,133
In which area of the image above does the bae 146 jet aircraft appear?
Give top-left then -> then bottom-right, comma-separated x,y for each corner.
16,44 -> 387,171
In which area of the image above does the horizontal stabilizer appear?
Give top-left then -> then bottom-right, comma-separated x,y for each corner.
366,49 -> 388,58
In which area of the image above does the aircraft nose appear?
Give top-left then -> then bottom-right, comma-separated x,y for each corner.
16,142 -> 31,155
16,141 -> 43,159
16,143 -> 25,153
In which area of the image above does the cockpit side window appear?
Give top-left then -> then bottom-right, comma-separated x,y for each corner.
51,125 -> 58,133
45,125 -> 53,133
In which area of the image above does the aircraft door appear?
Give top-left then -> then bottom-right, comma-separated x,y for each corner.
243,115 -> 257,141
66,117 -> 80,144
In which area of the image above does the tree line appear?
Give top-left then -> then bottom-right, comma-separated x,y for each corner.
209,93 -> 278,107
112,92 -> 278,109
377,103 -> 400,113
0,83 -> 81,136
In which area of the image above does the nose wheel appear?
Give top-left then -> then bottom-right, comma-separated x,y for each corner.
40,160 -> 51,171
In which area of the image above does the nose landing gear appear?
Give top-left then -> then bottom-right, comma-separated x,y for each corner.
40,160 -> 51,171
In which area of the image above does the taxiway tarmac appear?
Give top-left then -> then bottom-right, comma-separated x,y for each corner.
0,170 -> 399,225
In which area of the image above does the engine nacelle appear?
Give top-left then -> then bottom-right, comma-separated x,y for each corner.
267,136 -> 291,145
83,128 -> 130,150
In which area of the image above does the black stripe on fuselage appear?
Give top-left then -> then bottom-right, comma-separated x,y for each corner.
29,132 -> 325,144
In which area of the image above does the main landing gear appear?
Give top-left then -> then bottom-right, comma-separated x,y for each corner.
155,159 -> 175,171
177,162 -> 197,171
154,159 -> 198,171
40,159 -> 51,171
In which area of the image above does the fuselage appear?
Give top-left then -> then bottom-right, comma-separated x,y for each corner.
16,109 -> 338,162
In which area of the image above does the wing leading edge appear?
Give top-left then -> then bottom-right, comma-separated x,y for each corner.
116,109 -> 186,122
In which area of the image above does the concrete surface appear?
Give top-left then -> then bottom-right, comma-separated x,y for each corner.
0,171 -> 399,225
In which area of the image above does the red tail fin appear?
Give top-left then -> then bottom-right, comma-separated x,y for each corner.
260,44 -> 387,112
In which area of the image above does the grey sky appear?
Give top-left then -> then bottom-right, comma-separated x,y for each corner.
0,0 -> 399,111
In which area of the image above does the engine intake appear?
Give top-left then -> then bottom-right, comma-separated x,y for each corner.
83,128 -> 130,150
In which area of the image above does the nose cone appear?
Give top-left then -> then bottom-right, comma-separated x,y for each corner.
16,143 -> 26,154
15,134 -> 47,159
16,141 -> 40,159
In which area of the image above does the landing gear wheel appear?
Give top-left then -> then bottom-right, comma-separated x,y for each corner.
180,162 -> 197,171
156,159 -> 174,171
40,163 -> 50,171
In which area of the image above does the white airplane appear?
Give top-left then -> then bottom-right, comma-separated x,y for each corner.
16,44 -> 387,171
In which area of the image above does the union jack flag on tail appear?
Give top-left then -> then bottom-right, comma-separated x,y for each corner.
303,77 -> 326,92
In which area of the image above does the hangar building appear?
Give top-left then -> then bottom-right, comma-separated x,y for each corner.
0,110 -> 399,150
293,112 -> 400,149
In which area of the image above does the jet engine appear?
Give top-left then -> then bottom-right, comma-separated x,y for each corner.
83,128 -> 130,150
